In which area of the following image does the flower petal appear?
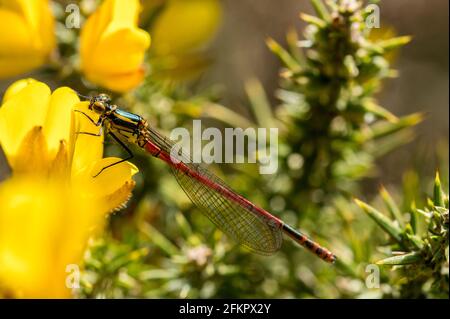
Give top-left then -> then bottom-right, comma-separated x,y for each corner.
33,0 -> 56,58
0,8 -> 44,78
74,157 -> 138,212
22,0 -> 55,51
80,0 -> 150,92
151,0 -> 222,55
0,81 -> 50,158
0,56 -> 47,79
84,66 -> 147,93
2,78 -> 37,103
0,8 -> 33,55
44,87 -> 79,155
48,140 -> 70,180
0,176 -> 106,298
13,126 -> 50,175
104,180 -> 136,213
80,0 -> 114,66
0,177 -> 62,297
88,157 -> 138,195
103,0 -> 141,36
0,1 -> 55,78
89,28 -> 150,74
71,102 -> 104,176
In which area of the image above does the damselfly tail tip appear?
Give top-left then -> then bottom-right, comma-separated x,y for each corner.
327,253 -> 337,264
281,223 -> 337,264
316,247 -> 337,264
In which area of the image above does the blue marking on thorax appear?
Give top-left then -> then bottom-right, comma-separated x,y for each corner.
115,108 -> 141,123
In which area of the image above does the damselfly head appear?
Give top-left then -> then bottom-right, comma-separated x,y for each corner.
89,93 -> 112,114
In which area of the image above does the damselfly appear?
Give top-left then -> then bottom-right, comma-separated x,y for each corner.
76,93 -> 337,263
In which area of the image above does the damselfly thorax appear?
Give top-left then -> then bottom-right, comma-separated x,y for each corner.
84,93 -> 149,147
105,108 -> 149,147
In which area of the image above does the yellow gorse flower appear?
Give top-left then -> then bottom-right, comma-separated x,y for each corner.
0,79 -> 137,298
80,0 -> 151,93
150,0 -> 222,56
0,0 -> 55,79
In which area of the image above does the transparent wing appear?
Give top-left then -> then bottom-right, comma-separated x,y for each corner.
146,127 -> 283,255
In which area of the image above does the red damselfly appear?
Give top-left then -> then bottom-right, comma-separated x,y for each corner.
76,93 -> 337,263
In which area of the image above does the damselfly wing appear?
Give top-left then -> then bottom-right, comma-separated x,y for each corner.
145,126 -> 284,255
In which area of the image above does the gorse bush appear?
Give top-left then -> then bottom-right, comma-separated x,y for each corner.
264,0 -> 421,215
356,173 -> 449,298
239,0 -> 425,297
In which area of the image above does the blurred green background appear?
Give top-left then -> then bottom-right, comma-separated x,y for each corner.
204,0 -> 448,186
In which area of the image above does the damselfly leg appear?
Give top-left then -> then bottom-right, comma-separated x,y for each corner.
74,110 -> 104,137
74,109 -> 103,126
92,132 -> 134,178
74,110 -> 134,177
76,127 -> 103,137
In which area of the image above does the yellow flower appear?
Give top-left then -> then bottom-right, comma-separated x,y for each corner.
80,0 -> 151,93
150,0 -> 222,56
0,79 -> 137,298
0,0 -> 55,79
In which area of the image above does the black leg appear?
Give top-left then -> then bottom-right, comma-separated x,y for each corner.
74,110 -> 99,126
93,132 -> 134,178
76,126 -> 103,137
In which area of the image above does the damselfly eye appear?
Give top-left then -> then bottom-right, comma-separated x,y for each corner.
98,93 -> 111,104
